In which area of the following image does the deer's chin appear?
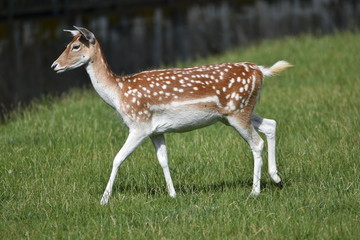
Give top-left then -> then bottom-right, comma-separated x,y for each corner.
54,68 -> 67,74
56,62 -> 86,73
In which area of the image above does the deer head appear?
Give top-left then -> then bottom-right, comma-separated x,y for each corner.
51,26 -> 97,73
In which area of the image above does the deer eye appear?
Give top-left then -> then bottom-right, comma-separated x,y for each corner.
72,44 -> 81,51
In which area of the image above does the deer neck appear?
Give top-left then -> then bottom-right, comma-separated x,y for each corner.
85,46 -> 120,109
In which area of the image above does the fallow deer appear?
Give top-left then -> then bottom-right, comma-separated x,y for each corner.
52,26 -> 292,205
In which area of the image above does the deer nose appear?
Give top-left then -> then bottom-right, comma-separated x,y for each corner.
51,61 -> 65,73
51,62 -> 58,69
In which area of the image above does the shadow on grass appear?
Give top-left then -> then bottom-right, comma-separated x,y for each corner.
111,178 -> 285,196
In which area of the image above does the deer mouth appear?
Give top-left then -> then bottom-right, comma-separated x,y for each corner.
54,68 -> 66,73
51,62 -> 66,73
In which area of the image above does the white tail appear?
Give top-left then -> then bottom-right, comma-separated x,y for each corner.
259,60 -> 293,77
52,26 -> 291,205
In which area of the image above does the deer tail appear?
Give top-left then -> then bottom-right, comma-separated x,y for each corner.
259,60 -> 293,77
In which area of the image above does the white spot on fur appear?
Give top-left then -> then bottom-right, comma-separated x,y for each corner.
227,101 -> 236,111
244,64 -> 249,72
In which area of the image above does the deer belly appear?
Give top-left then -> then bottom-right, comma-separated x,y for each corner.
152,107 -> 222,133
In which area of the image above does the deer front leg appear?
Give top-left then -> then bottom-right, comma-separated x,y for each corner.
252,114 -> 282,187
150,134 -> 176,198
100,130 -> 148,205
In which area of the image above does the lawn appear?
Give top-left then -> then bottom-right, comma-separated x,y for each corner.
1,31 -> 359,239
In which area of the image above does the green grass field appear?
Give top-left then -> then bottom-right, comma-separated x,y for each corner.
1,31 -> 359,239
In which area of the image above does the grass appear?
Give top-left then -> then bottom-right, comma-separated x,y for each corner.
1,31 -> 360,239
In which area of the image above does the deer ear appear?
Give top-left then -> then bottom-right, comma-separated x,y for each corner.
73,26 -> 96,45
63,29 -> 80,36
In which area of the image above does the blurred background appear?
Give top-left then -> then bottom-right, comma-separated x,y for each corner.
0,0 -> 359,119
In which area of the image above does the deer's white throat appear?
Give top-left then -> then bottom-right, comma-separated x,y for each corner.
86,63 -> 119,110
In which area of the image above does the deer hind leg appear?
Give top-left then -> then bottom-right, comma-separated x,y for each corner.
251,114 -> 282,187
150,134 -> 176,198
227,115 -> 264,196
100,130 -> 148,205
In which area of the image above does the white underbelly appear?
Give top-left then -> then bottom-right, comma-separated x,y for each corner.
145,95 -> 224,134
152,108 -> 222,133
151,107 -> 222,133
